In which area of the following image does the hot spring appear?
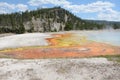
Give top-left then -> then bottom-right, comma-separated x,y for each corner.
87,30 -> 120,46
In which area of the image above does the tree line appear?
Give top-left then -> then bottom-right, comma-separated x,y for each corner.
0,7 -> 108,34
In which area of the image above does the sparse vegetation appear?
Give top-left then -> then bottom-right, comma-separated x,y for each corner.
94,55 -> 120,62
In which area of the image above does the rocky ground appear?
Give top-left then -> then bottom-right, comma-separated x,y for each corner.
0,58 -> 120,80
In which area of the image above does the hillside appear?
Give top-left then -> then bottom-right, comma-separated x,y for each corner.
0,7 -> 104,34
85,20 -> 120,29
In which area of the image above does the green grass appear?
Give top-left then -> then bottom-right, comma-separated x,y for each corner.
94,55 -> 120,62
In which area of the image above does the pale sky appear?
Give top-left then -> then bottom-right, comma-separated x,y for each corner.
0,0 -> 120,21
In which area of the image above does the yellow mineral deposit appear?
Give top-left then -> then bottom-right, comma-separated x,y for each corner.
0,33 -> 119,59
80,36 -> 87,43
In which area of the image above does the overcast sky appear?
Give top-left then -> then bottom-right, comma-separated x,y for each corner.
0,0 -> 120,21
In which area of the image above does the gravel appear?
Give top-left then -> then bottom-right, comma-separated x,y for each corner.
0,58 -> 120,80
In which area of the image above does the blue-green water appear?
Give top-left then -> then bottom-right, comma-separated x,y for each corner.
87,31 -> 120,46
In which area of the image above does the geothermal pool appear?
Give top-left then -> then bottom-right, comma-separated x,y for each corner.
0,31 -> 120,59
86,31 -> 120,46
